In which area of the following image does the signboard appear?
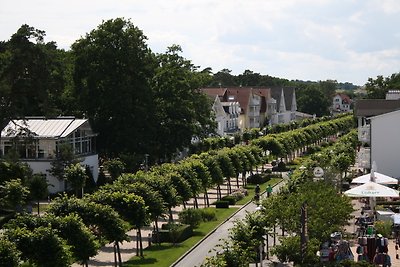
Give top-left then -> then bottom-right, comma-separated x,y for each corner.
313,167 -> 324,178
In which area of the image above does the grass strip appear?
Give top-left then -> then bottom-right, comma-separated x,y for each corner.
235,177 -> 282,205
124,207 -> 238,267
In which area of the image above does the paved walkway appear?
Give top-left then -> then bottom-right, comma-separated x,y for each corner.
72,171 -> 259,267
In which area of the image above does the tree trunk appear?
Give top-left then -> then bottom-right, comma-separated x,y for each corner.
116,242 -> 122,267
136,230 -> 139,256
217,184 -> 221,200
227,177 -> 232,194
113,243 -> 118,267
138,228 -> 143,257
154,218 -> 160,244
169,207 -> 173,222
204,190 -> 209,207
194,195 -> 198,209
236,174 -> 240,188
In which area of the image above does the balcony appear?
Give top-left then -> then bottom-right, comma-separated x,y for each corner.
358,125 -> 370,143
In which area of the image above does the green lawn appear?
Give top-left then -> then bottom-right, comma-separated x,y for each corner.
123,207 -> 238,267
235,177 -> 282,205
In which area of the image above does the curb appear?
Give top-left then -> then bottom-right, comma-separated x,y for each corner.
171,179 -> 284,266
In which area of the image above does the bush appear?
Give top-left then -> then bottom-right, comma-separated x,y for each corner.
221,195 -> 237,205
214,200 -> 229,208
155,223 -> 193,243
200,208 -> 217,222
178,208 -> 202,228
374,220 -> 392,238
247,173 -> 268,184
231,188 -> 247,200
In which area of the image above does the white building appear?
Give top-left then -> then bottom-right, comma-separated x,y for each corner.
368,109 -> 400,179
1,117 -> 98,193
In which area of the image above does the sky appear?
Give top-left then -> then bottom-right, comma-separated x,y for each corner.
1,0 -> 399,86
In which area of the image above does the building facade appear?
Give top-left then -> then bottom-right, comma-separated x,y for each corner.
1,117 -> 98,193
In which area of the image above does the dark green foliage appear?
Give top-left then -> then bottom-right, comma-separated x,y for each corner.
246,173 -> 269,184
214,200 -> 229,208
156,223 -> 193,243
83,166 -> 96,194
0,237 -> 20,267
103,158 -> 125,180
178,208 -> 203,228
221,195 -> 237,205
5,226 -> 73,267
199,208 -> 217,222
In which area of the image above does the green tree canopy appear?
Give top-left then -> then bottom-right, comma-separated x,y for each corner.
72,18 -> 155,156
296,84 -> 330,117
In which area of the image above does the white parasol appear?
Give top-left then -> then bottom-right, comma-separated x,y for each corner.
344,181 -> 399,198
351,170 -> 398,185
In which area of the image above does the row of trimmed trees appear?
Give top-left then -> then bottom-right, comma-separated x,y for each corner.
0,114 -> 355,266
201,129 -> 358,266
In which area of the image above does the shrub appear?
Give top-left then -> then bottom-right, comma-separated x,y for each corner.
247,173 -> 268,184
156,223 -> 193,243
374,220 -> 392,238
214,200 -> 229,208
231,189 -> 247,201
221,195 -> 237,205
178,208 -> 202,229
200,208 -> 217,222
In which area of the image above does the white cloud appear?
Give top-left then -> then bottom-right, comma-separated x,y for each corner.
1,0 -> 400,85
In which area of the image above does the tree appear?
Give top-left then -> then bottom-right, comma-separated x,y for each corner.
72,18 -> 155,156
103,158 -> 125,181
64,163 -> 88,197
151,45 -> 216,162
100,176 -> 165,257
0,178 -> 29,212
27,174 -> 49,214
296,84 -> 330,117
5,213 -> 99,267
48,195 -> 129,265
4,225 -> 73,267
261,181 -> 353,263
48,142 -> 79,192
209,68 -> 236,87
0,237 -> 20,267
365,72 -> 400,99
90,189 -> 148,262
0,24 -> 68,120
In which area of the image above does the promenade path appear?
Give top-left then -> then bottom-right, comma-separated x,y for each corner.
72,166 -> 276,267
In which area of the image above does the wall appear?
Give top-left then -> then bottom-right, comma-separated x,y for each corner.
370,111 -> 400,179
24,153 -> 99,194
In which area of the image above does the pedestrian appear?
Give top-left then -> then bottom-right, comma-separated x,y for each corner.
267,185 -> 273,197
254,184 -> 260,203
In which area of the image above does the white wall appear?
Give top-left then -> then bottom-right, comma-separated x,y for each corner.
24,154 -> 99,194
370,110 -> 400,179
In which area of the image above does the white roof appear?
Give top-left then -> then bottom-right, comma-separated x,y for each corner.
1,117 -> 88,138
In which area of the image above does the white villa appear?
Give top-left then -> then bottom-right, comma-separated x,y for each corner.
1,117 -> 98,193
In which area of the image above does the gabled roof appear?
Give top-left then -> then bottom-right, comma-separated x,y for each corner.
201,88 -> 227,98
253,87 -> 271,113
270,87 -> 296,112
355,99 -> 400,117
1,117 -> 89,138
335,93 -> 352,104
225,87 -> 253,114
